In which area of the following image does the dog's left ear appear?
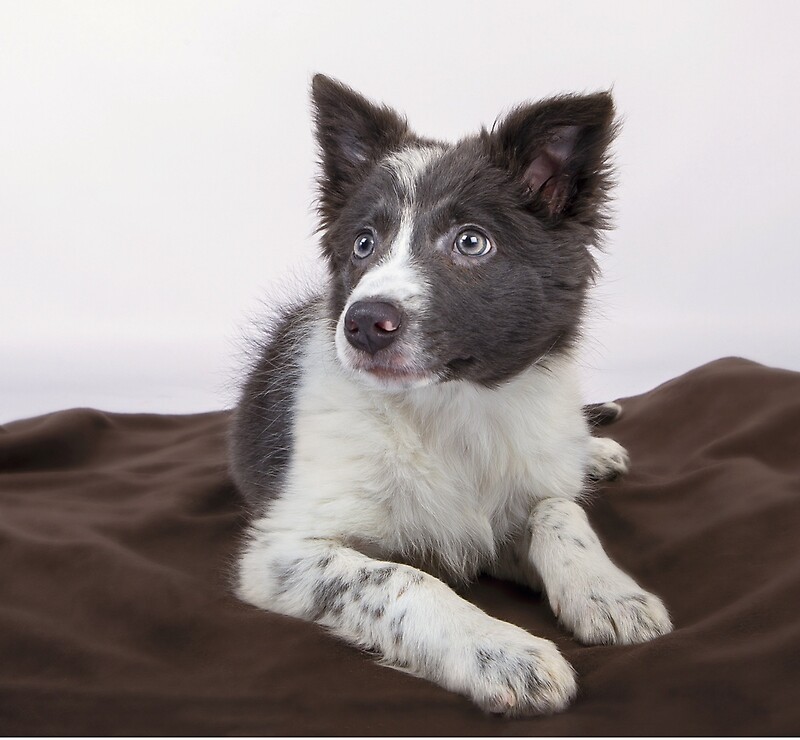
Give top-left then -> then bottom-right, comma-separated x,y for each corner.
311,74 -> 409,227
488,92 -> 616,225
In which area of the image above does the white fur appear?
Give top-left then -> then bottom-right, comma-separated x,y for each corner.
268,320 -> 590,572
587,436 -> 630,480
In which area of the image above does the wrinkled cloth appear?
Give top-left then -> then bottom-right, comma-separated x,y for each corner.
1,357 -> 798,735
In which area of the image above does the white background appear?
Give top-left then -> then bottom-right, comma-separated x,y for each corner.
2,0 -> 799,424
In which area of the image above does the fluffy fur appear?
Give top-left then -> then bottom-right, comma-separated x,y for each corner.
230,75 -> 671,716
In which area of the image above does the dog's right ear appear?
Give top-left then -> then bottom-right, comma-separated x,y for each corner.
311,74 -> 408,229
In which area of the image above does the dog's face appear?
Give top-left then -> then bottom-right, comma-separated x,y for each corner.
312,75 -> 615,391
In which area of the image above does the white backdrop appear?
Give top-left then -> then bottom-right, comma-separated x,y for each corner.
2,0 -> 799,424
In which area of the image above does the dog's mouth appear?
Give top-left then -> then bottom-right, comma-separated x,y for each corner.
363,365 -> 430,381
351,356 -> 476,388
348,360 -> 438,391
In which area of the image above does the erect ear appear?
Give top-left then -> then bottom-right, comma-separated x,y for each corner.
488,92 -> 616,225
311,74 -> 409,225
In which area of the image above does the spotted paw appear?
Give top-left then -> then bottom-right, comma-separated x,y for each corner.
557,581 -> 673,646
466,627 -> 577,716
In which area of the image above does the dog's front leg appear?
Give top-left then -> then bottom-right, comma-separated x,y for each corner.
238,533 -> 576,716
527,499 -> 673,645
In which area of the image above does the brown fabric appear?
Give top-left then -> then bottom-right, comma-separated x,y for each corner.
1,357 -> 799,735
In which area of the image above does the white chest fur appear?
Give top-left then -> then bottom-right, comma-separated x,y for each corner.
263,321 -> 591,579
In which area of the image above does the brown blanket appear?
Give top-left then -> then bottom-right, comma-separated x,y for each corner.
1,357 -> 798,735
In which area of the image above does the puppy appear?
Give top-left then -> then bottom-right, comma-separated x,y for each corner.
229,75 -> 672,716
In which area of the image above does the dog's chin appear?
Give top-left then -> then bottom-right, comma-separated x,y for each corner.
336,352 -> 438,392
357,366 -> 438,392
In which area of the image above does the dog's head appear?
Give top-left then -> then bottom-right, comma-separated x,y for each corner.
312,75 -> 616,392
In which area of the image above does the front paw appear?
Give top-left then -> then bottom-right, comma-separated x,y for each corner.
554,581 -> 673,645
466,628 -> 577,716
587,437 -> 630,481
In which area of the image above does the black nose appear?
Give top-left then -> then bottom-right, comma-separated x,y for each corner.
344,301 -> 404,354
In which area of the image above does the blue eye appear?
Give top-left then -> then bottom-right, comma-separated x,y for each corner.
454,228 -> 492,257
353,232 -> 375,259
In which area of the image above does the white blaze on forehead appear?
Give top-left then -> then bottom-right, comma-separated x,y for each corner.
382,144 -> 445,201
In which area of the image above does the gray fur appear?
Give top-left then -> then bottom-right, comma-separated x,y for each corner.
229,298 -> 320,512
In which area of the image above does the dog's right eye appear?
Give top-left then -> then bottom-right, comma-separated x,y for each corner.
353,232 -> 375,259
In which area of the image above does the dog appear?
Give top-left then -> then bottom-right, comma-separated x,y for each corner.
229,74 -> 672,716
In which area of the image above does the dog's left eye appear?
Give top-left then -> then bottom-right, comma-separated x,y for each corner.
454,228 -> 492,257
353,232 -> 375,259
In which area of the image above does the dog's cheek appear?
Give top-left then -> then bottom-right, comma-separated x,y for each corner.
323,241 -> 363,323
421,261 -> 549,382
327,282 -> 348,327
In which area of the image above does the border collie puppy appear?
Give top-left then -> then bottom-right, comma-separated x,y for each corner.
230,75 -> 672,716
